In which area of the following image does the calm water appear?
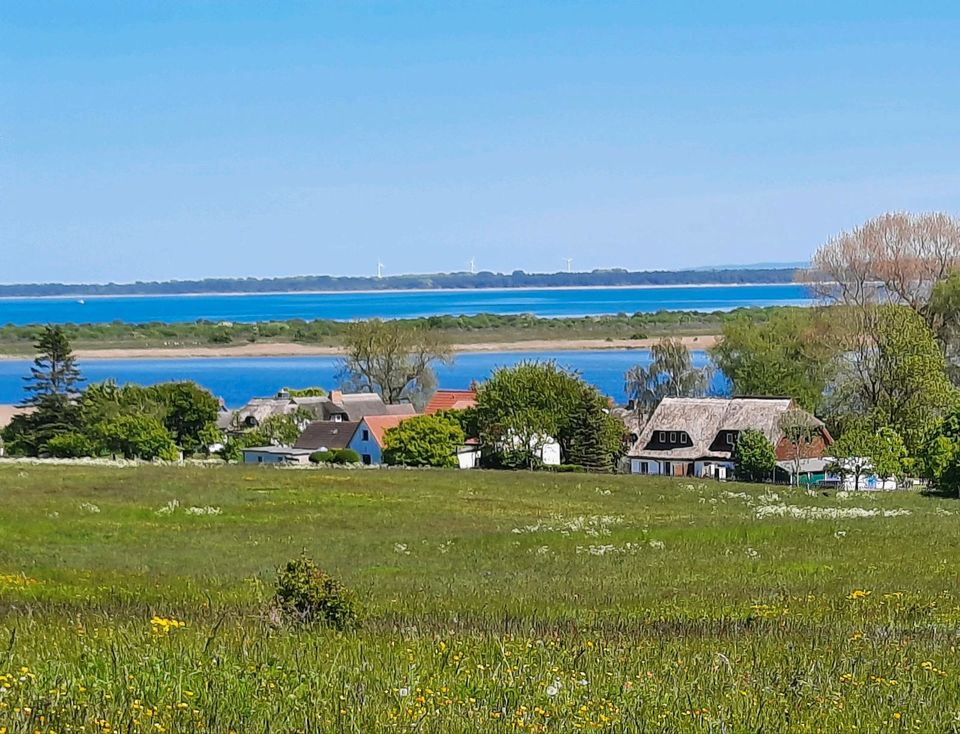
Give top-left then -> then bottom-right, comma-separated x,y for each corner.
0,284 -> 810,325
0,350 -> 726,407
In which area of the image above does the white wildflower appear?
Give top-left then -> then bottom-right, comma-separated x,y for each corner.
399,687 -> 409,698
546,680 -> 560,697
185,506 -> 221,516
156,500 -> 179,516
78,502 -> 100,514
393,543 -> 410,555
648,540 -> 665,550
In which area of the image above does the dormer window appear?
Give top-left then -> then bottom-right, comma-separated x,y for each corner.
726,432 -> 736,445
658,431 -> 666,442
669,432 -> 677,444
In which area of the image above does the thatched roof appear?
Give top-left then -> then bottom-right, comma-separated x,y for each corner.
629,397 -> 820,461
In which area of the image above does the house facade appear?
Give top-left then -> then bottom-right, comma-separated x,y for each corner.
241,447 -> 314,465
347,415 -> 412,465
627,397 -> 832,478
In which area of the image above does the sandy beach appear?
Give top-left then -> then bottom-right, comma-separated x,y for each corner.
0,335 -> 718,361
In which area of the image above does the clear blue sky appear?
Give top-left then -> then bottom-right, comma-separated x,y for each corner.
3,2 -> 959,283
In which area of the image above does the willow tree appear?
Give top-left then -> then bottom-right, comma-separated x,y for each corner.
338,319 -> 452,407
625,338 -> 710,417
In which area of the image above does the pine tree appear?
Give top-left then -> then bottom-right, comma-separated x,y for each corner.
21,325 -> 84,406
3,325 -> 85,455
567,389 -> 615,472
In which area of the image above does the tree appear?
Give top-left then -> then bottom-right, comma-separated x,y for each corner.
566,386 -> 625,472
778,408 -> 821,485
917,404 -> 960,496
1,326 -> 85,455
382,414 -> 465,467
828,305 -> 954,454
338,319 -> 452,407
828,424 -> 906,491
473,361 -> 622,470
806,211 -> 960,323
731,429 -> 776,483
147,382 -> 221,454
625,338 -> 710,416
710,309 -> 837,413
92,415 -> 180,461
20,325 -> 84,406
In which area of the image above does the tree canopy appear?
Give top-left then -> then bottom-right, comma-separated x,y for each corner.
338,319 -> 452,407
382,414 -> 465,467
624,338 -> 710,416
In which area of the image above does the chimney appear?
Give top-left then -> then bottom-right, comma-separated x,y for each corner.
330,390 -> 343,405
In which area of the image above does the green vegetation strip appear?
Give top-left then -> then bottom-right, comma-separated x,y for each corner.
0,465 -> 957,731
0,306 -> 799,353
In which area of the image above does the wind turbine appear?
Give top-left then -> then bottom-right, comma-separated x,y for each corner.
564,258 -> 573,273
376,260 -> 385,279
468,257 -> 476,274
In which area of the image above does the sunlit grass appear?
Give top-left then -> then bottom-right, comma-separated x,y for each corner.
0,465 -> 958,731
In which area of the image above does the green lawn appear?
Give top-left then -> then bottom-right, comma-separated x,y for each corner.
0,464 -> 958,732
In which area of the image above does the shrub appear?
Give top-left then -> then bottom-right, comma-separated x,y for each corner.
274,554 -> 360,630
309,448 -> 361,465
43,432 -> 95,458
382,414 -> 464,467
548,464 -> 585,473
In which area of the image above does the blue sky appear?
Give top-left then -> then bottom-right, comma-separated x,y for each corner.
2,2 -> 959,283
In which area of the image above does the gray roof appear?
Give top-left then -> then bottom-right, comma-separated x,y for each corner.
242,446 -> 314,456
629,397 -> 819,461
294,421 -> 361,451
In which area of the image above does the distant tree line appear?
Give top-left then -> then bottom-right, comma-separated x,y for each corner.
0,268 -> 801,297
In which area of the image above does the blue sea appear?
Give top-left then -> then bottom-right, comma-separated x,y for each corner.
0,284 -> 810,325
0,350 -> 726,408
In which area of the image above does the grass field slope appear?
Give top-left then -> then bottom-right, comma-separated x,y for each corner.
1,465 -> 958,732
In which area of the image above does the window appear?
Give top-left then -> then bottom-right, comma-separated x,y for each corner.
669,432 -> 677,444
726,432 -> 736,445
640,461 -> 649,474
362,429 -> 370,441
257,456 -> 263,464
680,432 -> 688,445
362,454 -> 372,465
658,431 -> 666,442
333,415 -> 342,422
663,461 -> 672,475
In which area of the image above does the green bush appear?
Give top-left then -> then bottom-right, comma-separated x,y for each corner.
547,464 -> 585,473
310,448 -> 361,464
43,432 -> 95,458
274,554 -> 360,629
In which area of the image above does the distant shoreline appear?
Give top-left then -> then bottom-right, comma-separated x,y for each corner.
0,282 -> 807,302
0,336 -> 718,361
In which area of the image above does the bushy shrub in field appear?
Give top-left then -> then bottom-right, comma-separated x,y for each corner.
274,555 -> 360,629
309,449 -> 361,464
43,432 -> 95,458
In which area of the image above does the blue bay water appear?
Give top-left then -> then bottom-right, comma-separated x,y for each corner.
0,350 -> 725,408
0,284 -> 811,325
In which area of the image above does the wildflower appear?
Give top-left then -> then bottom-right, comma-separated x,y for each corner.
848,589 -> 871,600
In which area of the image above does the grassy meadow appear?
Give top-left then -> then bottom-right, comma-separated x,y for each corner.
0,464 -> 958,732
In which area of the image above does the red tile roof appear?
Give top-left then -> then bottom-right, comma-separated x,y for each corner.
362,414 -> 414,448
424,389 -> 477,415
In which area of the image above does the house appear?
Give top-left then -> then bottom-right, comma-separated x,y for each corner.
347,415 -> 412,465
424,388 -> 477,415
294,421 -> 361,453
222,390 -> 414,432
241,446 -> 314,465
627,397 -> 831,478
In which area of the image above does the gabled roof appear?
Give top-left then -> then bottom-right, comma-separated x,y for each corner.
294,421 -> 361,451
359,415 -> 414,448
424,389 -> 477,415
629,397 -> 820,461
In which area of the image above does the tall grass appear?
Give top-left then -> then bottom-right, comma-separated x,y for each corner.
0,465 -> 957,731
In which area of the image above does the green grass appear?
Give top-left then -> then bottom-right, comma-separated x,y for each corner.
0,464 -> 958,732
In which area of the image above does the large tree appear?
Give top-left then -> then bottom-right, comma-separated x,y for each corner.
338,319 -> 452,407
20,325 -> 84,406
828,305 -> 953,454
828,424 -> 906,491
2,325 -> 85,455
625,338 -> 710,417
474,361 -> 622,470
710,309 -> 837,413
806,211 -> 960,323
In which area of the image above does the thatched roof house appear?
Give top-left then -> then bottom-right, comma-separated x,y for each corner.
627,397 -> 831,478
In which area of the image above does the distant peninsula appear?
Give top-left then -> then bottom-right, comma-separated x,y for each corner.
0,267 -> 802,298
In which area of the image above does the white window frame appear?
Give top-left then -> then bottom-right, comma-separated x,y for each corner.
669,431 -> 676,444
